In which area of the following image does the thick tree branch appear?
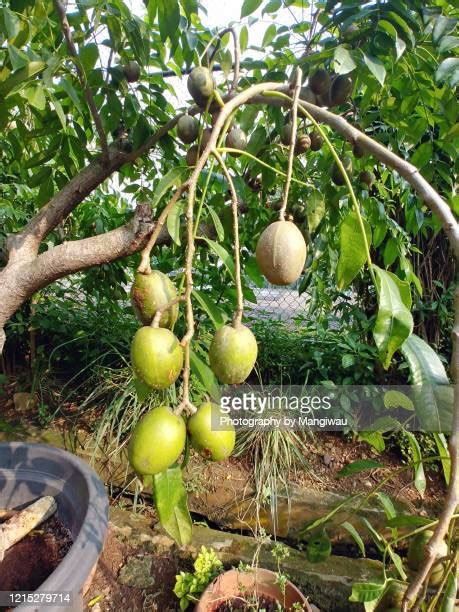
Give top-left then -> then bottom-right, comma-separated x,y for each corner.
53,0 -> 109,162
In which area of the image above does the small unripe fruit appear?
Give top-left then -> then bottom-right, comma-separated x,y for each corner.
342,23 -> 359,41
352,142 -> 365,158
331,156 -> 353,186
209,324 -> 258,384
187,66 -> 215,107
128,406 -> 186,475
177,115 -> 199,144
309,69 -> 331,96
359,170 -> 375,186
280,122 -> 293,146
309,130 -> 323,151
186,144 -> 199,167
330,74 -> 353,106
130,271 -> 178,328
295,133 -> 311,154
225,128 -> 247,156
188,402 -> 236,461
123,61 -> 141,83
256,220 -> 307,285
131,327 -> 183,389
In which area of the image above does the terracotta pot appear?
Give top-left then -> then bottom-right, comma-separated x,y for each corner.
195,568 -> 312,611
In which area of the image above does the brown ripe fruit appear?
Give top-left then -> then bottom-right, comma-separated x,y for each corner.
300,85 -> 318,105
226,128 -> 247,156
331,156 -> 353,186
295,133 -> 311,154
187,66 -> 215,107
309,130 -> 323,151
186,144 -> 199,167
123,61 -> 141,83
352,142 -> 365,158
256,220 -> 307,285
280,122 -> 293,146
330,74 -> 353,106
177,115 -> 199,144
308,68 -> 331,96
359,170 -> 375,186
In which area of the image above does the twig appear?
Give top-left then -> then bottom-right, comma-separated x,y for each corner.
151,295 -> 186,328
279,68 -> 302,221
213,150 -> 244,326
138,184 -> 189,274
53,0 -> 109,163
200,27 -> 240,93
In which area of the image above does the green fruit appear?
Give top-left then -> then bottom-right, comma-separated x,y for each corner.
187,66 -> 215,107
300,85 -> 317,105
177,115 -> 199,144
310,130 -> 323,151
359,170 -> 375,186
256,220 -> 307,285
209,324 -> 258,384
353,142 -> 365,158
330,74 -> 353,106
295,133 -> 311,154
130,271 -> 178,328
188,402 -> 236,461
308,68 -> 331,96
128,406 -> 186,475
123,61 -> 141,83
280,122 -> 293,146
131,327 -> 183,389
225,128 -> 247,156
407,530 -> 448,577
331,156 -> 353,186
186,144 -> 199,167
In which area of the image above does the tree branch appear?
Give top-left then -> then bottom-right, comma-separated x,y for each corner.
53,0 -> 109,162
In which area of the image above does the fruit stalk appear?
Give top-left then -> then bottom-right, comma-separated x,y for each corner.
213,150 -> 244,327
151,295 -> 185,328
198,27 -> 240,93
279,68 -> 302,222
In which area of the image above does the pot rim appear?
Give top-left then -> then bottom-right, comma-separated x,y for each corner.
195,567 -> 312,611
0,442 -> 108,598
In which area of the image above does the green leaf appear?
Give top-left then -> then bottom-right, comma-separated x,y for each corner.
342,522 -> 366,557
8,44 -> 29,70
337,459 -> 384,477
432,15 -> 457,45
208,206 -> 224,242
363,53 -> 386,86
386,515 -> 433,529
404,431 -> 426,497
333,45 -> 356,74
157,0 -> 180,43
387,547 -> 407,580
438,35 -> 459,54
79,43 -> 99,73
375,492 -> 396,519
433,433 -> 451,485
372,265 -> 413,369
411,141 -> 433,169
336,211 -> 371,290
240,25 -> 249,53
358,431 -> 385,453
153,466 -> 192,545
306,190 -> 326,233
192,289 -> 228,329
349,582 -> 385,603
400,334 -> 453,432
306,529 -> 331,563
201,238 -> 235,280
384,390 -> 414,411
241,0 -> 263,19
152,167 -> 188,209
0,60 -> 46,96
133,377 -> 151,403
439,570 -> 457,612
190,348 -> 220,399
263,0 -> 281,13
23,84 -> 46,110
436,58 -> 459,87
262,24 -> 277,47
49,94 -> 66,129
167,199 -> 185,245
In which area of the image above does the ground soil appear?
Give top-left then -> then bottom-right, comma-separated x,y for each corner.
214,595 -> 280,611
0,514 -> 72,608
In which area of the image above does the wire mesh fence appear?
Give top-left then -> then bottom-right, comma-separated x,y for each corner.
246,284 -> 309,322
